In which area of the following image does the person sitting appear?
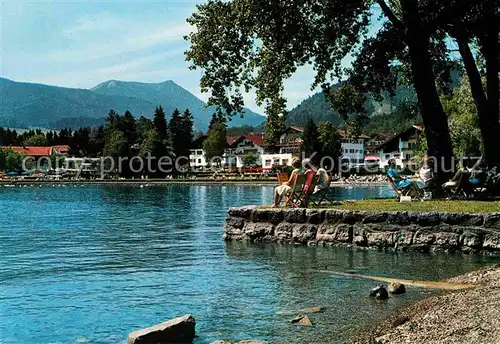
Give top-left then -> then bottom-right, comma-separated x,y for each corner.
442,160 -> 473,193
387,159 -> 420,197
414,155 -> 433,189
312,162 -> 331,194
273,158 -> 302,206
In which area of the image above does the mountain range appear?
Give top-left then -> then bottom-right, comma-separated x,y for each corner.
0,78 -> 266,131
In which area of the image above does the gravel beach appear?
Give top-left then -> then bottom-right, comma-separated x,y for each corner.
351,265 -> 500,344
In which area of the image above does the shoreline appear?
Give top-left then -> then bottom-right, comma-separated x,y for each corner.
349,264 -> 500,344
0,179 -> 386,187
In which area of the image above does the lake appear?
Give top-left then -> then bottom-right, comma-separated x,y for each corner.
0,184 -> 496,344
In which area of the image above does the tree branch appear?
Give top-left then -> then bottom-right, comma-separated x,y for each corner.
376,0 -> 404,30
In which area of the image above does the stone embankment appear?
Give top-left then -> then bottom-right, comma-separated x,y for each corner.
224,206 -> 500,253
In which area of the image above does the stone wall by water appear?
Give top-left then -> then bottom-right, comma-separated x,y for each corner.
224,207 -> 500,254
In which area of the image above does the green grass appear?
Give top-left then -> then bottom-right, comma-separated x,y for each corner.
318,199 -> 500,213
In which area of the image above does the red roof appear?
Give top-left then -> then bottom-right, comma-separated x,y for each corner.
226,136 -> 239,145
52,145 -> 70,154
7,146 -> 52,156
244,135 -> 264,147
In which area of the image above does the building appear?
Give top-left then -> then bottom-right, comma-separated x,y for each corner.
277,126 -> 368,164
224,135 -> 265,168
261,153 -> 294,168
189,135 -> 208,169
278,126 -> 304,155
338,129 -> 370,164
373,125 -> 423,169
365,132 -> 395,155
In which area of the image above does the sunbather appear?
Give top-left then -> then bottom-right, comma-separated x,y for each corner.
414,155 -> 433,189
387,159 -> 420,196
273,158 -> 301,206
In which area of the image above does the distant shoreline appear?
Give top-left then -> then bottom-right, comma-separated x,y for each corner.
0,179 -> 386,187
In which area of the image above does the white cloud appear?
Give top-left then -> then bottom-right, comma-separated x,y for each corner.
44,13 -> 192,63
62,12 -> 122,38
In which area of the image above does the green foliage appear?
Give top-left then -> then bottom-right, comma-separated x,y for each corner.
139,128 -> 164,158
363,102 -> 421,135
0,148 -> 26,172
23,134 -> 48,146
242,154 -> 259,167
203,120 -> 227,164
317,121 -> 342,169
300,119 -> 322,157
136,116 -> 154,141
226,125 -> 262,136
153,106 -> 168,141
442,77 -> 482,157
287,92 -> 343,127
263,113 -> 286,154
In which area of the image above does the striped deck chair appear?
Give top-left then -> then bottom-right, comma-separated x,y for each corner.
284,173 -> 307,207
277,172 -> 289,185
299,170 -> 318,207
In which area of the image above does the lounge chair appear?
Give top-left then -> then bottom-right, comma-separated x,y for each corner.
297,170 -> 318,207
387,176 -> 412,201
308,181 -> 337,206
284,173 -> 309,207
277,172 -> 289,185
444,171 -> 475,200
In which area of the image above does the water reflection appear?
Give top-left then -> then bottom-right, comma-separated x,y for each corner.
0,184 -> 495,344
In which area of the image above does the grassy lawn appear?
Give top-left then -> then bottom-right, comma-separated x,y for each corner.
316,199 -> 500,213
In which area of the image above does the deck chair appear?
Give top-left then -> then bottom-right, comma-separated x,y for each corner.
309,180 -> 337,206
277,172 -> 289,185
284,173 -> 308,207
297,170 -> 318,207
387,176 -> 418,201
444,171 -> 475,200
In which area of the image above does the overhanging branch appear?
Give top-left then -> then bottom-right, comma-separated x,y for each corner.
376,0 -> 404,30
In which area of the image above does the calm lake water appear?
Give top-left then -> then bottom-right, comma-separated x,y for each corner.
0,185 -> 497,344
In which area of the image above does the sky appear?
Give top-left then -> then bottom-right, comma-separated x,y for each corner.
0,0 -> 371,114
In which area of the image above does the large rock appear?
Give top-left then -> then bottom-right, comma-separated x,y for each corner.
369,285 -> 389,300
128,314 -> 195,344
388,282 -> 406,294
291,315 -> 313,326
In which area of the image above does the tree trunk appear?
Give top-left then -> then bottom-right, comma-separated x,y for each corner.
457,38 -> 500,167
479,8 -> 500,167
401,0 -> 454,182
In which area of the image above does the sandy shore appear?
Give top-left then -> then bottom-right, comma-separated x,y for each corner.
350,265 -> 500,344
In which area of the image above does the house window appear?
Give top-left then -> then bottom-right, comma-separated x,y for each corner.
405,154 -> 412,160
350,149 -> 355,153
198,159 -> 202,163
265,159 -> 272,166
282,159 -> 289,165
197,150 -> 203,155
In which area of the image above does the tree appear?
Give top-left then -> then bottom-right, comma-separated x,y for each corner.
317,121 -> 342,169
185,0 -> 480,181
0,148 -> 25,172
137,116 -> 154,141
203,122 -> 227,165
23,134 -> 48,146
89,126 -> 105,157
445,0 -> 500,166
181,108 -> 194,160
153,106 -> 168,140
300,119 -> 321,158
442,76 -> 482,157
242,154 -> 259,167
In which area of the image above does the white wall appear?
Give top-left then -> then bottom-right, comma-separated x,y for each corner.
189,149 -> 207,168
341,140 -> 365,163
261,153 -> 293,168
